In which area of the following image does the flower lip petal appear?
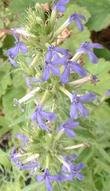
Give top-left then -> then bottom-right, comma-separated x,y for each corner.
50,64 -> 60,76
53,0 -> 70,12
105,89 -> 110,96
65,128 -> 76,137
45,177 -> 52,191
87,51 -> 98,64
37,175 -> 44,182
90,42 -> 103,49
77,42 -> 103,64
6,46 -> 19,58
70,62 -> 87,77
8,57 -> 17,67
18,41 -> 27,54
16,133 -> 29,143
70,102 -> 78,119
60,66 -> 70,84
79,92 -> 96,103
77,102 -> 89,118
75,19 -> 84,31
42,64 -> 51,81
68,13 -> 86,30
41,111 -> 57,121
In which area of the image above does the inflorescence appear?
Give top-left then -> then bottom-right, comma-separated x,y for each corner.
5,1 -> 105,190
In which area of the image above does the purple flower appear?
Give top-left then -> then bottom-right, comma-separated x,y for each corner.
64,154 -> 78,163
54,172 -> 73,182
55,154 -> 84,182
25,76 -> 42,89
70,92 -> 96,119
68,13 -> 86,31
5,41 -> 27,66
77,42 -> 103,63
8,57 -> 17,67
11,149 -> 39,172
31,105 -> 57,131
58,119 -> 79,137
91,75 -> 99,85
53,0 -> 70,13
11,28 -> 30,39
60,61 -> 87,84
16,133 -> 29,145
62,162 -> 84,181
10,148 -> 22,169
71,163 -> 84,180
51,46 -> 71,58
21,161 -> 40,171
36,169 -> 58,191
42,61 -> 60,81
105,89 -> 110,96
43,46 -> 70,81
43,45 -> 87,83
62,155 -> 84,180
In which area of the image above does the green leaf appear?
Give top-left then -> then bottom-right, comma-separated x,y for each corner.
0,62 -> 12,97
95,48 -> 110,61
9,0 -> 48,14
83,58 -> 110,95
0,116 -> 11,138
95,159 -> 110,174
9,0 -> 36,13
22,182 -> 44,191
0,149 -> 11,168
95,145 -> 110,163
2,86 -> 26,121
87,13 -> 110,31
75,0 -> 110,31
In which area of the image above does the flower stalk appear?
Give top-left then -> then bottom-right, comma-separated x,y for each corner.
30,53 -> 40,68
64,143 -> 90,150
68,75 -> 91,86
59,86 -> 72,100
15,87 -> 40,105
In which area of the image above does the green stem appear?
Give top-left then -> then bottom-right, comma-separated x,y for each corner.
53,129 -> 64,143
59,86 -> 72,100
71,52 -> 81,62
30,53 -> 40,68
15,87 -> 40,105
50,9 -> 57,26
40,90 -> 49,104
68,75 -> 91,86
23,153 -> 39,163
45,155 -> 49,169
64,143 -> 90,150
53,19 -> 69,40
56,155 -> 71,172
